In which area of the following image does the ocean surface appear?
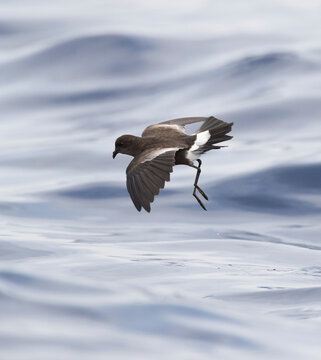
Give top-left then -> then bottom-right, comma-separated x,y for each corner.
1,1 -> 321,359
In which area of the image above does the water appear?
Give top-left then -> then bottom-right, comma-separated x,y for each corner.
1,1 -> 321,359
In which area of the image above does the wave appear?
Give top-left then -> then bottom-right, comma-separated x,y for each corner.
2,32 -> 318,87
224,286 -> 321,306
208,163 -> 321,215
55,183 -> 127,199
1,5 -> 321,359
0,34 -> 156,81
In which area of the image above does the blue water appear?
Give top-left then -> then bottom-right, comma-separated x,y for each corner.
1,1 -> 321,359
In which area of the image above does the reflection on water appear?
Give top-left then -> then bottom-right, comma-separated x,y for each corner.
1,1 -> 321,359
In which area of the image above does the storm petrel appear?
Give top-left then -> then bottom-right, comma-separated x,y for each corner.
113,116 -> 233,212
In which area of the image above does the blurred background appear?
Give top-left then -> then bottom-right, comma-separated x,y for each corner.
0,1 -> 321,359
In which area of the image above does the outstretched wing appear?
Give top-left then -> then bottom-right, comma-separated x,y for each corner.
160,116 -> 209,127
126,148 -> 179,212
142,117 -> 209,137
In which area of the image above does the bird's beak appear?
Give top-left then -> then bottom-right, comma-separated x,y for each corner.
112,150 -> 118,159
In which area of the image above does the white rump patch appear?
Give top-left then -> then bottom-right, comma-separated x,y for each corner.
142,147 -> 179,163
187,130 -> 210,161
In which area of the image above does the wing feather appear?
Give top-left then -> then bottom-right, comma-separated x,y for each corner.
143,168 -> 165,189
126,149 -> 177,212
140,170 -> 159,196
149,164 -> 171,181
136,173 -> 154,203
142,117 -> 209,136
126,177 -> 142,211
160,117 -> 208,127
133,175 -> 151,212
142,116 -> 230,137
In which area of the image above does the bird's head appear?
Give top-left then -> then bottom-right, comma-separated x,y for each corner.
112,135 -> 140,158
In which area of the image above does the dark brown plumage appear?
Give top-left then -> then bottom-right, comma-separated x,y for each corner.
113,116 -> 233,212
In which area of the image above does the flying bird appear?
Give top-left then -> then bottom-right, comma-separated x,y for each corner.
113,116 -> 233,212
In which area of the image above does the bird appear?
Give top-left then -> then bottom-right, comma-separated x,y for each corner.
112,116 -> 233,212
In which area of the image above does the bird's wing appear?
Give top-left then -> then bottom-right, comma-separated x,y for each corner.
126,148 -> 179,212
142,117 -> 209,137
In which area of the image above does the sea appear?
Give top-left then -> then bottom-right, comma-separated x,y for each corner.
0,1 -> 321,359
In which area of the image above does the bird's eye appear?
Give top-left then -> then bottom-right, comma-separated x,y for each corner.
117,142 -> 124,147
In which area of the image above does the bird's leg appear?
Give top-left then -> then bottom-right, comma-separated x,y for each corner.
194,160 -> 208,200
192,159 -> 208,211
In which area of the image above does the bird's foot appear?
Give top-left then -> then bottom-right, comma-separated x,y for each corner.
193,193 -> 207,211
194,185 -> 208,200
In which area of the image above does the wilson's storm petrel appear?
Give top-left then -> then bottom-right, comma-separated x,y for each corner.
113,116 -> 233,212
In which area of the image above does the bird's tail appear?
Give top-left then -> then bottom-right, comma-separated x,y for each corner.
187,117 -> 233,161
196,116 -> 233,152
